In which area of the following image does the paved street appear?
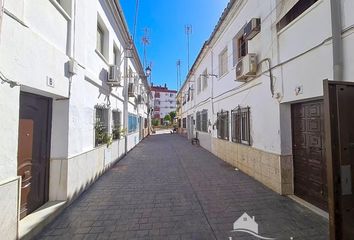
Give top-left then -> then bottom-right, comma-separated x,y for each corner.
38,133 -> 328,240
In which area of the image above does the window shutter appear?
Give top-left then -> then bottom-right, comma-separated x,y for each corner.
276,0 -> 300,23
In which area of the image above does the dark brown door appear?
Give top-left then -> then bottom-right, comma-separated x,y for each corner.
292,100 -> 328,211
324,81 -> 354,240
18,92 -> 52,219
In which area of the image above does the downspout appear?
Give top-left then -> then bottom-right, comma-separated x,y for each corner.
210,46 -> 215,116
0,0 -> 4,43
123,46 -> 129,155
210,45 -> 216,142
330,0 -> 343,81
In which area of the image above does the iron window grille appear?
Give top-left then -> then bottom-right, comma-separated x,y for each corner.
217,111 -> 229,140
112,110 -> 121,140
95,106 -> 109,146
182,118 -> 187,128
201,110 -> 208,132
231,106 -> 251,145
196,112 -> 201,131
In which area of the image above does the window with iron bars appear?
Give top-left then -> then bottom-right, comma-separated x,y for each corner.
112,110 -> 121,140
217,111 -> 229,140
201,110 -> 208,132
231,107 -> 251,145
196,112 -> 201,131
95,107 -> 109,146
182,118 -> 187,128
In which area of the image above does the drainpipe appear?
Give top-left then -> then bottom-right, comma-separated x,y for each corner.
210,46 -> 215,116
0,0 -> 4,43
123,46 -> 129,155
330,0 -> 343,81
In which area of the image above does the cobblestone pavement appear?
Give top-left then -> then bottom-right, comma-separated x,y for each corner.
38,134 -> 328,240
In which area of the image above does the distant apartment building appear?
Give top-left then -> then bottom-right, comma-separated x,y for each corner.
151,84 -> 177,123
177,0 -> 354,215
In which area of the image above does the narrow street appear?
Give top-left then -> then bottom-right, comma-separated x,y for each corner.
38,133 -> 328,240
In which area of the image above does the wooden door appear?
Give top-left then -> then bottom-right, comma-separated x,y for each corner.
292,101 -> 328,211
324,81 -> 354,240
18,92 -> 52,219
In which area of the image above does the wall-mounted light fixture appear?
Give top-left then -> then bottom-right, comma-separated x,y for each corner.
145,66 -> 151,77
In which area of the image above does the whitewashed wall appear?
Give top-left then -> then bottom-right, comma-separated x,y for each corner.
0,0 -> 149,238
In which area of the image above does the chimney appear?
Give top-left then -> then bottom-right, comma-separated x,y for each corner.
252,216 -> 255,221
164,83 -> 167,88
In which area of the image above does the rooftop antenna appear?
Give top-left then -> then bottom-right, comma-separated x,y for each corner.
132,0 -> 140,42
142,28 -> 150,69
176,59 -> 181,90
185,24 -> 192,72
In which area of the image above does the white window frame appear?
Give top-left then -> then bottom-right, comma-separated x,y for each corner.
202,69 -> 208,90
219,47 -> 228,77
96,24 -> 104,55
197,76 -> 201,94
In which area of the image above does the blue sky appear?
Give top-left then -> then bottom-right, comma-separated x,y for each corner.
120,0 -> 229,91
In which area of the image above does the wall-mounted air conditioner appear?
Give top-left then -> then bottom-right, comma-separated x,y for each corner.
107,65 -> 122,86
235,53 -> 257,82
244,18 -> 261,41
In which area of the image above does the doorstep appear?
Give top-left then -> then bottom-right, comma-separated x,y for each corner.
288,195 -> 329,220
19,201 -> 66,240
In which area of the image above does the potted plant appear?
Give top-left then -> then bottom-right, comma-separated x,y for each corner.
95,121 -> 112,147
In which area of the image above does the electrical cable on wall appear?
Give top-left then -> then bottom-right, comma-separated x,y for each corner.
0,71 -> 21,87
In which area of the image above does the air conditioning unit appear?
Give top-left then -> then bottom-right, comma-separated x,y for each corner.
244,18 -> 261,41
235,53 -> 258,82
107,65 -> 122,86
128,83 -> 135,97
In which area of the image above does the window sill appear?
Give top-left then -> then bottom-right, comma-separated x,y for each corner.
95,49 -> 109,65
95,143 -> 109,148
217,137 -> 229,141
277,0 -> 323,35
49,0 -> 71,21
127,131 -> 138,136
231,140 -> 251,146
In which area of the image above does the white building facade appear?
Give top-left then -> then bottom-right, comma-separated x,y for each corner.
151,85 -> 177,123
0,0 -> 150,239
178,0 -> 354,212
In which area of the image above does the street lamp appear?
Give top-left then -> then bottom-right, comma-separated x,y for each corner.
145,66 -> 151,77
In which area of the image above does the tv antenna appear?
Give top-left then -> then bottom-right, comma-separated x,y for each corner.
142,28 -> 150,68
185,24 -> 193,72
176,59 -> 181,90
